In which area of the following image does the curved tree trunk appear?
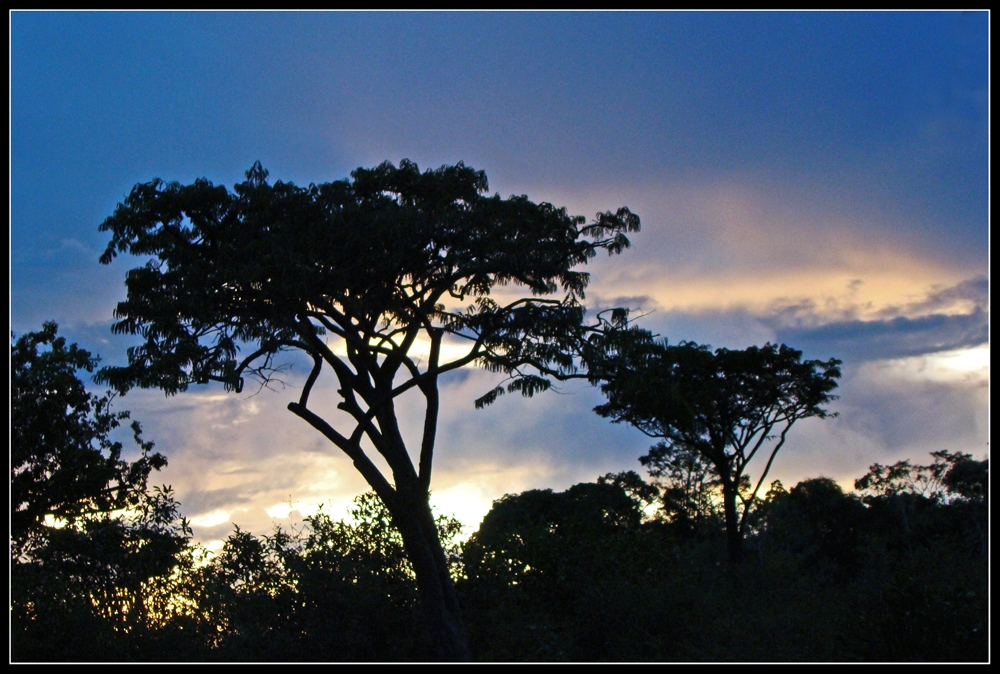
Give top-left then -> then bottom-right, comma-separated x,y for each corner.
390,490 -> 470,661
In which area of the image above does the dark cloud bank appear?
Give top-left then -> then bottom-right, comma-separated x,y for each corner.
774,276 -> 988,363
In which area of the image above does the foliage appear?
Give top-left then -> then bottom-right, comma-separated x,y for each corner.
596,470 -> 660,513
640,441 -> 726,536
96,160 -> 638,400
176,493 -> 463,661
95,159 -> 639,659
855,449 -> 987,503
586,334 -> 841,561
12,435 -> 987,661
751,477 -> 867,571
458,463 -> 987,661
854,450 -> 988,557
11,323 -> 192,661
11,321 -> 168,557
460,477 -> 662,660
463,480 -> 646,588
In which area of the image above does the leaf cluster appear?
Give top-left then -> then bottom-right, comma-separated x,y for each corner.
11,322 -> 168,558
11,324 -> 192,661
95,160 -> 640,399
588,336 -> 842,456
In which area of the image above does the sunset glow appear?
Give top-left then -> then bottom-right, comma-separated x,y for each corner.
12,11 -> 987,547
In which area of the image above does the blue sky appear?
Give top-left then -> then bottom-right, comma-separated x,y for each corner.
11,11 -> 989,543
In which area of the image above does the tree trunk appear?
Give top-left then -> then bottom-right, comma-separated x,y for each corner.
390,490 -> 471,661
722,479 -> 744,563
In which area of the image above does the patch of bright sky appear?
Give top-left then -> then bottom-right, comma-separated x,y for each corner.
256,483 -> 493,543
323,334 -> 480,368
188,510 -> 233,528
429,481 -> 498,540
882,345 -> 990,384
264,493 -> 358,524
42,514 -> 68,529
608,266 -> 964,319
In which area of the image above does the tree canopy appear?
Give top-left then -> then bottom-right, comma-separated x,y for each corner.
586,334 -> 841,561
12,321 -> 167,557
97,160 -> 638,400
95,159 -> 639,659
11,323 -> 191,661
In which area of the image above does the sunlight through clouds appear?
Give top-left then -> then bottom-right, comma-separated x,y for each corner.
11,11 -> 986,549
189,510 -> 232,528
883,345 -> 989,384
324,334 -> 479,368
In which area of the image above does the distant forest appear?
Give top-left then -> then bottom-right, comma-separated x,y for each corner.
12,325 -> 988,662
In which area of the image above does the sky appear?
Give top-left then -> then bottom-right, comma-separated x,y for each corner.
10,11 -> 989,547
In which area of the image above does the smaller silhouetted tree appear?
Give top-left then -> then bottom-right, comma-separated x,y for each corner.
586,333 -> 841,562
11,323 -> 190,661
855,450 -> 986,504
463,480 -> 645,590
461,478 -> 654,660
752,477 -> 866,569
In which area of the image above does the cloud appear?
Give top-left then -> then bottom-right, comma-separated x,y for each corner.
586,295 -> 660,317
563,173 -> 984,345
112,384 -> 370,539
590,275 -> 988,365
878,275 -> 988,317
770,276 -> 988,362
111,361 -> 651,540
775,309 -> 988,363
832,359 -> 989,459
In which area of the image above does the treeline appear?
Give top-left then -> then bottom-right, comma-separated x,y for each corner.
13,417 -> 988,661
10,323 -> 990,661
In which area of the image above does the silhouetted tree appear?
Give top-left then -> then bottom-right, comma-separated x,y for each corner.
461,478 -> 654,660
641,441 -> 723,537
11,323 -> 190,661
296,494 -> 462,660
848,452 -> 988,660
96,159 -> 639,659
12,322 -> 167,556
464,480 -> 646,588
596,470 -> 660,514
855,450 -> 988,556
587,335 -> 840,562
752,477 -> 866,570
855,450 -> 986,504
184,493 -> 462,661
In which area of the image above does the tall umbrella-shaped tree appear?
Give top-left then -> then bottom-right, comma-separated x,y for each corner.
96,160 -> 639,659
586,332 -> 840,563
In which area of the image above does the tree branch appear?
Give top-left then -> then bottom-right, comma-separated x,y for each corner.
286,402 -> 398,511
418,328 -> 442,491
740,420 -> 792,535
